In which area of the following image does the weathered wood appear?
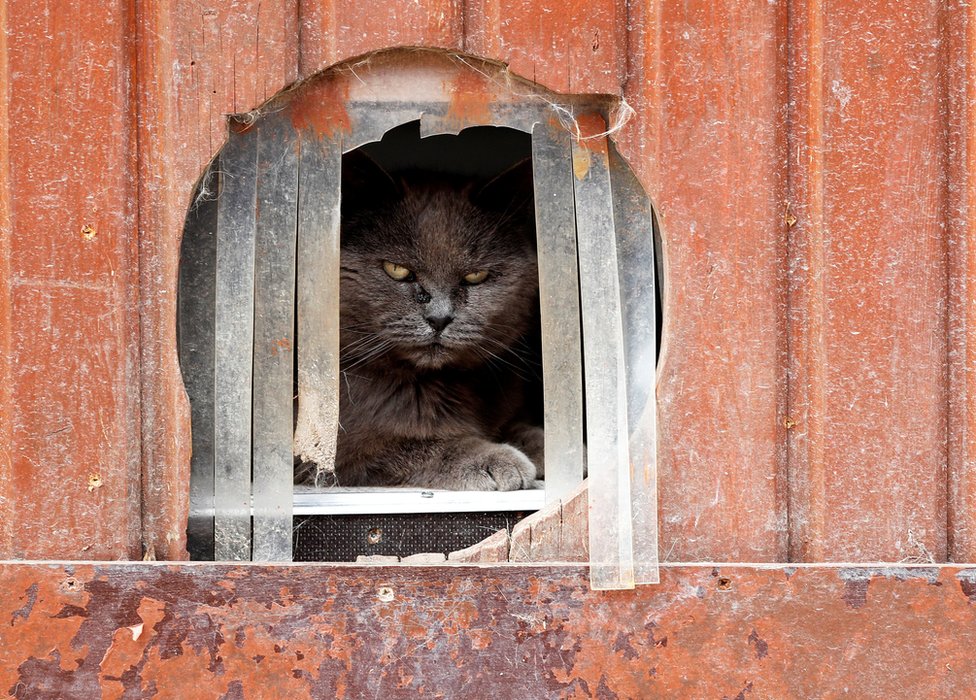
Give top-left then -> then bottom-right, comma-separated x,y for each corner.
448,528 -> 510,563
3,563 -> 976,697
787,0 -> 948,561
624,0 -> 789,562
945,1 -> 976,562
0,0 -> 142,559
0,0 -> 10,558
299,0 -> 463,76
2,0 -> 972,569
136,0 -> 300,560
401,552 -> 448,564
509,480 -> 588,562
464,0 -> 624,94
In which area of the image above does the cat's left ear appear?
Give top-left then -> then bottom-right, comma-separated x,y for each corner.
472,158 -> 534,212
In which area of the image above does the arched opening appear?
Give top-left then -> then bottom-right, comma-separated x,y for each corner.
177,50 -> 661,589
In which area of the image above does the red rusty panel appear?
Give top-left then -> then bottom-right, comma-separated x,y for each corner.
464,0 -> 625,95
1,563 -> 975,697
299,0 -> 464,77
787,0 -> 949,561
946,4 -> 976,561
2,0 -> 969,567
0,1 -> 141,558
135,0 -> 300,559
0,1 -> 12,561
622,0 -> 790,561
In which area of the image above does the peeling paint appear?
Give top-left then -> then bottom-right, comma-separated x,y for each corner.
1,564 -> 975,697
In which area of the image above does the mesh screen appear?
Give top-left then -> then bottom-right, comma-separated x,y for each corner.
292,512 -> 530,562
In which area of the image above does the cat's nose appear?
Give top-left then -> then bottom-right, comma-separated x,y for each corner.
425,314 -> 454,333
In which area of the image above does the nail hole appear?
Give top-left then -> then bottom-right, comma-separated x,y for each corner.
60,577 -> 82,593
717,577 -> 732,591
377,586 -> 394,602
81,224 -> 96,241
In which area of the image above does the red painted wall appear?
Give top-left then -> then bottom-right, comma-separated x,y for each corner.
0,0 -> 973,564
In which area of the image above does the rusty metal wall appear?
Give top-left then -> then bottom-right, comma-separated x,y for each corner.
3,563 -> 976,697
0,0 -> 973,565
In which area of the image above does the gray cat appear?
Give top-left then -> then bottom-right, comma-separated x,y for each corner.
297,152 -> 544,490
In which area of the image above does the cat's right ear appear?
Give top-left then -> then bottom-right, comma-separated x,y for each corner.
341,150 -> 401,206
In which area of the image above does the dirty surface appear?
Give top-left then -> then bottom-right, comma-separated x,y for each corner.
0,0 -> 974,567
2,563 -> 975,698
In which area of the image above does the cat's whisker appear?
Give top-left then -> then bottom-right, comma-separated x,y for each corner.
341,333 -> 383,354
473,345 -> 531,382
478,335 -> 539,367
341,342 -> 389,365
342,339 -> 397,371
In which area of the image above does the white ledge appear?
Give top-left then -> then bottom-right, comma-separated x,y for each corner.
292,485 -> 546,515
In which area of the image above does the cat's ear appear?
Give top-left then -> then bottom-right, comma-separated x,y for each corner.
341,150 -> 401,205
472,158 -> 534,212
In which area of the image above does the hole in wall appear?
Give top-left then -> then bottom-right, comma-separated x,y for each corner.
293,121 -> 543,561
175,54 -> 664,567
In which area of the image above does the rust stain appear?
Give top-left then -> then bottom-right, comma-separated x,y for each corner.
445,70 -> 493,128
572,147 -> 591,181
747,629 -> 769,659
956,571 -> 976,604
1,565 -> 974,698
572,113 -> 610,181
289,77 -> 352,140
573,113 -> 610,155
271,337 -> 292,356
842,578 -> 870,609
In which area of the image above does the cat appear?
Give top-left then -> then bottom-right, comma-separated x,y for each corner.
296,151 -> 544,490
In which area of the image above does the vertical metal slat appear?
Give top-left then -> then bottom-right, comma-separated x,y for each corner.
610,144 -> 660,585
573,126 -> 634,590
214,124 -> 259,561
251,117 -> 299,561
531,119 -> 585,503
293,131 -> 343,482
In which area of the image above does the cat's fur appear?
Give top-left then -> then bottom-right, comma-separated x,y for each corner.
299,152 -> 543,490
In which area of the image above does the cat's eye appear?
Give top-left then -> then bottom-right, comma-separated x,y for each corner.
383,261 -> 414,281
462,270 -> 489,285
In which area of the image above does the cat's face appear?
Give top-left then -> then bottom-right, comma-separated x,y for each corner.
339,155 -> 538,372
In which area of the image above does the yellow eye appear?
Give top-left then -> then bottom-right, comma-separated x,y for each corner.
383,261 -> 413,281
463,270 -> 489,285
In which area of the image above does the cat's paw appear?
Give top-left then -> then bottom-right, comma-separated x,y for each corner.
456,443 -> 538,491
503,424 -> 545,477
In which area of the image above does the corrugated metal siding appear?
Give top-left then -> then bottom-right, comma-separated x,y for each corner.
0,0 -> 973,563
